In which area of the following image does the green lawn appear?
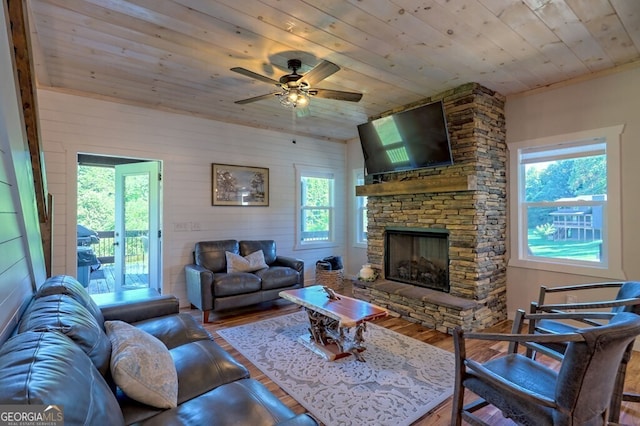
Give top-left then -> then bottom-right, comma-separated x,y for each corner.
528,232 -> 601,262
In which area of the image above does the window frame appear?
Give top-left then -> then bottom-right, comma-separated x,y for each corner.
354,169 -> 368,248
294,165 -> 336,250
507,125 -> 625,279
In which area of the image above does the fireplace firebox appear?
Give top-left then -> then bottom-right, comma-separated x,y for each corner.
384,228 -> 450,292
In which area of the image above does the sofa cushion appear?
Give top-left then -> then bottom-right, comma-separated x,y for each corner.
18,294 -> 111,376
0,331 -> 125,426
105,320 -> 178,409
255,266 -> 301,290
195,240 -> 239,272
240,240 -> 277,265
133,313 -> 211,349
226,250 -> 268,273
134,379 -> 309,426
117,337 -> 251,424
36,274 -> 105,324
213,273 -> 262,297
171,339 -> 250,403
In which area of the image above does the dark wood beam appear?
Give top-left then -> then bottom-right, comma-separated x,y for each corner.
7,0 -> 51,276
7,0 -> 48,224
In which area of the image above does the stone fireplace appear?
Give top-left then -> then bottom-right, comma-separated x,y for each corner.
354,83 -> 507,333
385,227 -> 449,293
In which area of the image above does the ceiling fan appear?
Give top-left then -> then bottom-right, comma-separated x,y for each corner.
231,59 -> 362,110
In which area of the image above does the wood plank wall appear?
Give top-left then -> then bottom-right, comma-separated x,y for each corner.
0,5 -> 46,345
38,90 -> 348,305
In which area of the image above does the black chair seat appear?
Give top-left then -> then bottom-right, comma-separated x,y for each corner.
464,354 -> 557,425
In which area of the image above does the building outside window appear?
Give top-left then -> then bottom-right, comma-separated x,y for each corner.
508,125 -> 625,279
295,165 -> 335,248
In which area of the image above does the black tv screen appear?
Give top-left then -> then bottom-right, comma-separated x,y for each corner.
357,100 -> 453,176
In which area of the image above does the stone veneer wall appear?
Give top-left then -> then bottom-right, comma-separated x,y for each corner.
354,82 -> 507,333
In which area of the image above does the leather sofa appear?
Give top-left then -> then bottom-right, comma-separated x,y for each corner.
0,275 -> 317,426
185,240 -> 304,323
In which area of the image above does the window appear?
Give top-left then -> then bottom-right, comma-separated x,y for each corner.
355,170 -> 368,247
295,165 -> 335,248
508,125 -> 624,279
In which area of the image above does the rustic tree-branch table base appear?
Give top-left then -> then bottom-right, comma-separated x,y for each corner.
279,285 -> 388,362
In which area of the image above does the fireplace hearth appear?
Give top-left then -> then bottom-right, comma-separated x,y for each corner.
385,228 -> 449,292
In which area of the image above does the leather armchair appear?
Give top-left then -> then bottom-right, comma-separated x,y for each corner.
525,281 -> 640,422
186,240 -> 304,322
451,310 -> 640,426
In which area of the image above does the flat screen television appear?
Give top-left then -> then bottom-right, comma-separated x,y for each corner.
357,100 -> 453,176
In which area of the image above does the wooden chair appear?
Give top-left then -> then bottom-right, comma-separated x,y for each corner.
451,310 -> 640,426
526,281 -> 640,422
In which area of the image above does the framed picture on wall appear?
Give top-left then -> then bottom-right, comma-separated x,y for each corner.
212,163 -> 269,206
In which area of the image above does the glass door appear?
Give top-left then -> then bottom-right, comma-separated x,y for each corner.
114,162 -> 160,292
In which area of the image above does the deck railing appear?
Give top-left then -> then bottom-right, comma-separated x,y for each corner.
90,230 -> 148,266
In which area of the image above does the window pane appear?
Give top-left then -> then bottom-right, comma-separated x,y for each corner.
302,177 -> 330,206
355,174 -> 368,245
526,205 -> 603,263
524,154 -> 606,202
523,150 -> 607,265
302,208 -> 329,241
360,207 -> 368,242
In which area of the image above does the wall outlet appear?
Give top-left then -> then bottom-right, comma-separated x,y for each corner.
566,294 -> 578,312
174,222 -> 190,232
191,222 -> 201,231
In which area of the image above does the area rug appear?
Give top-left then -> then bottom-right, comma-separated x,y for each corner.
217,311 -> 455,426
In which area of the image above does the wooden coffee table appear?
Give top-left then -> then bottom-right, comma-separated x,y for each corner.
279,285 -> 388,362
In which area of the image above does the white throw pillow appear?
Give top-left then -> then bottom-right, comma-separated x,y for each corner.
105,320 -> 178,409
226,250 -> 268,273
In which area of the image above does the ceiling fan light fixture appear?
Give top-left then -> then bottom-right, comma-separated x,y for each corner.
278,88 -> 309,108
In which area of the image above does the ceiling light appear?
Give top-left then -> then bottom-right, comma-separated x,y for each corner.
278,88 -> 310,108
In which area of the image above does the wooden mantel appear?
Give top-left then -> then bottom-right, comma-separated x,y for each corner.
356,174 -> 477,197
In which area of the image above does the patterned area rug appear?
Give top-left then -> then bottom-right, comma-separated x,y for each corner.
217,311 -> 455,426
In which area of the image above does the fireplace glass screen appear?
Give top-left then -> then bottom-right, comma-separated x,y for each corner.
385,229 -> 449,292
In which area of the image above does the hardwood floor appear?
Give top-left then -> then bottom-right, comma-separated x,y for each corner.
185,290 -> 640,426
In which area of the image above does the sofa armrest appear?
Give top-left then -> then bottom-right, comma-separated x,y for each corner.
274,256 -> 304,284
92,288 -> 179,323
276,414 -> 318,426
275,255 -> 303,269
185,263 -> 215,311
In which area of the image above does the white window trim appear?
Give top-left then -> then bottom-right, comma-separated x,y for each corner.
294,164 -> 336,250
353,169 -> 367,249
507,125 -> 626,280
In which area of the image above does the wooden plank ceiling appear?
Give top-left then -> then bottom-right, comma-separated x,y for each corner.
25,0 -> 640,142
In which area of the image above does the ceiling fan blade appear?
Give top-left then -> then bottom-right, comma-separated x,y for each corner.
302,60 -> 340,86
312,88 -> 363,102
234,92 -> 278,104
230,67 -> 280,85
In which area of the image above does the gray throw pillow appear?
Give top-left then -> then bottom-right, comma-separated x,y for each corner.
105,320 -> 178,409
226,249 -> 268,273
